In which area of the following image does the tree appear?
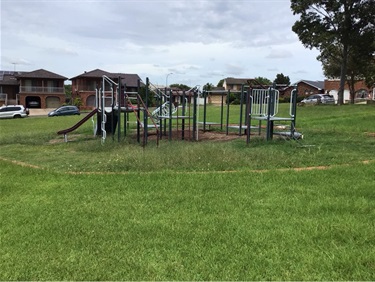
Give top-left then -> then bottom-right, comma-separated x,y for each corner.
169,83 -> 190,90
291,0 -> 375,105
319,43 -> 375,103
217,79 -> 224,87
274,73 -> 291,86
203,83 -> 214,91
138,86 -> 155,107
253,77 -> 272,86
64,84 -> 72,104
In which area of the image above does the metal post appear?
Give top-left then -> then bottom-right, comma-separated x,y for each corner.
290,87 -> 298,137
226,90 -> 230,135
168,88 -> 172,141
203,90 -> 207,132
144,77 -> 149,146
246,88 -> 252,144
182,90 -> 186,140
117,76 -> 121,142
136,80 -> 140,144
239,85 -> 244,136
220,94 -> 224,130
193,89 -> 197,141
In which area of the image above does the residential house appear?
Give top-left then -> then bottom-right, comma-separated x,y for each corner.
16,69 -> 67,108
70,69 -> 142,110
324,79 -> 374,103
282,80 -> 324,98
207,77 -> 266,105
0,71 -> 20,105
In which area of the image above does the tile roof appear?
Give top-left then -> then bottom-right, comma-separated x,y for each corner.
70,69 -> 142,87
69,69 -> 114,79
16,69 -> 67,80
225,77 -> 252,85
225,77 -> 270,88
0,71 -> 23,85
296,80 -> 324,90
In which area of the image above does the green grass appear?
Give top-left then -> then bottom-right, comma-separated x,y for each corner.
0,104 -> 375,280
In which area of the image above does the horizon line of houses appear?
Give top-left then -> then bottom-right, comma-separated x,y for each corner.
0,68 -> 374,109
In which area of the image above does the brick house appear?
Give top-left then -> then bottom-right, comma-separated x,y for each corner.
210,78 -> 266,105
16,69 -> 67,108
1,69 -> 67,108
324,79 -> 375,103
70,69 -> 142,110
282,80 -> 324,99
0,71 -> 20,105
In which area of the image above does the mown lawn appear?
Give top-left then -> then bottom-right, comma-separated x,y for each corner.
0,104 -> 374,280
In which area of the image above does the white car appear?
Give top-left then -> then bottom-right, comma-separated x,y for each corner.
0,105 -> 29,119
301,94 -> 335,105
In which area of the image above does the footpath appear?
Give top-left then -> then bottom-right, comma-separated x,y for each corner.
28,109 -> 53,116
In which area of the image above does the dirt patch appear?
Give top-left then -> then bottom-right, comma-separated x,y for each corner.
142,129 -> 248,142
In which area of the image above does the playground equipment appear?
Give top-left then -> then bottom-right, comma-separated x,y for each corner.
57,76 -> 301,145
57,108 -> 98,142
200,85 -> 257,136
144,80 -> 200,142
200,82 -> 302,143
246,85 -> 302,143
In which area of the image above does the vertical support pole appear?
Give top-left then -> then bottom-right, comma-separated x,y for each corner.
290,87 -> 298,138
266,85 -> 275,141
144,77 -> 149,146
226,90 -> 230,135
158,90 -> 163,139
239,85 -> 244,136
193,89 -> 198,141
203,90 -> 207,132
117,76 -> 121,142
182,90 -> 186,140
220,93 -> 224,130
101,77 -> 106,143
168,88 -> 172,141
246,88 -> 252,144
111,84 -> 114,141
136,80 -> 141,144
124,84 -> 128,137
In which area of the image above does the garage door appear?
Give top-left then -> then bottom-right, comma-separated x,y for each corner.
46,96 -> 61,108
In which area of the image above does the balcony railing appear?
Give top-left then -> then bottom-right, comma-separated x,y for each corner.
20,86 -> 65,94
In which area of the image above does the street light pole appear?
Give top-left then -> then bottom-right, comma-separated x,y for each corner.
166,72 -> 173,89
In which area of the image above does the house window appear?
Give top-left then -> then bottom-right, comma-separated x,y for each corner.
25,79 -> 32,92
85,80 -> 97,91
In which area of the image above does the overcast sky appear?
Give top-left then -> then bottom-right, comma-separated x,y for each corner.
1,0 -> 324,87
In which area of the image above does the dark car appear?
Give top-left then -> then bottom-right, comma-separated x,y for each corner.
300,94 -> 335,105
48,106 -> 80,117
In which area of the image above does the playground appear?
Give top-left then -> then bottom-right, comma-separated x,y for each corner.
54,75 -> 302,145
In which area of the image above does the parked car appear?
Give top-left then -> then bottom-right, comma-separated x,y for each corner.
0,105 -> 29,119
48,106 -> 80,117
28,101 -> 40,108
300,94 -> 335,105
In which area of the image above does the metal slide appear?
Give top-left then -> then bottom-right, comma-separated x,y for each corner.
57,108 -> 98,142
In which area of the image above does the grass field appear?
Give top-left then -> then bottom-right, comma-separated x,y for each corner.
1,104 -> 374,280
